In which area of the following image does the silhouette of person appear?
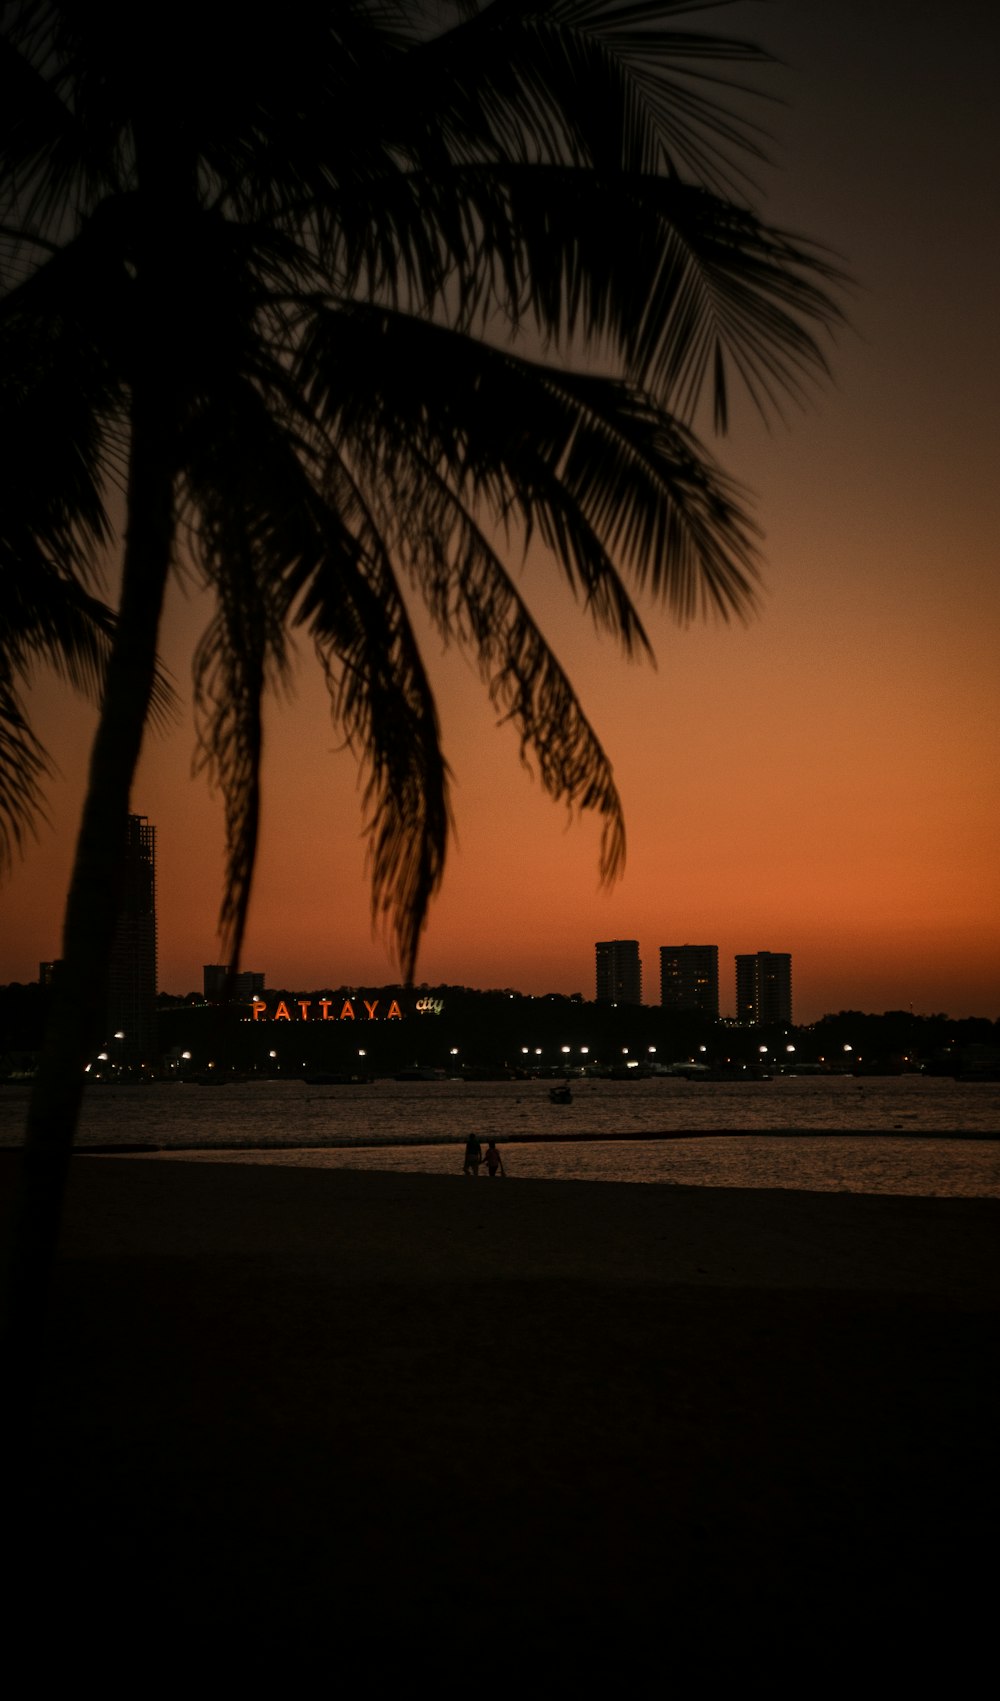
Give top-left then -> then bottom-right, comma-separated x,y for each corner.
484,1140 -> 505,1178
463,1134 -> 482,1176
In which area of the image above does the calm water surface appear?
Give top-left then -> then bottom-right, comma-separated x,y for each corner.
2,1075 -> 997,1197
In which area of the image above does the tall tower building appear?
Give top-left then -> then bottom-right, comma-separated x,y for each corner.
107,814 -> 158,1065
735,951 -> 792,1026
660,945 -> 719,1018
595,940 -> 642,1005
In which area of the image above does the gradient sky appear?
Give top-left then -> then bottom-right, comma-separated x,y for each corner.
2,1 -> 998,1022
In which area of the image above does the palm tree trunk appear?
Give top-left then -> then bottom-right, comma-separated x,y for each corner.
3,380 -> 175,1368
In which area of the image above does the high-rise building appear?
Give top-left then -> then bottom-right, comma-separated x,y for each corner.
595,940 -> 642,1005
107,814 -> 157,1065
660,945 -> 719,1018
204,964 -> 266,1002
735,951 -> 792,1026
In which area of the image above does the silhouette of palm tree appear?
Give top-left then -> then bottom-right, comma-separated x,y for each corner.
1,1 -> 843,1340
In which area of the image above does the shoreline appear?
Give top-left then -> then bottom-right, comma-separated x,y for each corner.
68,1121 -> 1000,1152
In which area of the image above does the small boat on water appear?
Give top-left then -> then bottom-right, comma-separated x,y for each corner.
549,1084 -> 573,1105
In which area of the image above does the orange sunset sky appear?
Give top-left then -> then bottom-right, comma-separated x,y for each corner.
2,2 -> 998,1024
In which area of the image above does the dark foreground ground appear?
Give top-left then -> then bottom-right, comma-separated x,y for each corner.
3,1152 -> 998,1683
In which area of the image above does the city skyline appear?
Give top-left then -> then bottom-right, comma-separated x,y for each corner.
1,4 -> 998,1026
7,907 -> 998,1027
8,950 -> 997,1026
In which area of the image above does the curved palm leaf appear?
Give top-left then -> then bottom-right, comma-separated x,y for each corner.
0,573 -> 114,872
180,366 -> 453,981
300,297 -> 760,617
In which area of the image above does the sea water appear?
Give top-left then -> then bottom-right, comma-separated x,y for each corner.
1,1075 -> 998,1198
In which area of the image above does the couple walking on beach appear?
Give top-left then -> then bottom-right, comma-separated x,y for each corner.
463,1135 -> 504,1178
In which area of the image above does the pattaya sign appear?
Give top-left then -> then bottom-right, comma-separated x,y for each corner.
251,995 -> 443,1022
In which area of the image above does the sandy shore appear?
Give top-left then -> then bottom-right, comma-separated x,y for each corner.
4,1151 -> 998,1676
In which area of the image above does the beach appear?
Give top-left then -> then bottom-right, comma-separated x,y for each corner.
4,1149 -> 998,1678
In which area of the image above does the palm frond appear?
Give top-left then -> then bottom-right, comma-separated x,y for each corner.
0,674 -> 50,873
300,297 -> 760,625
176,343 -> 448,981
0,545 -> 114,693
0,221 -> 129,584
181,405 -> 297,970
288,458 -> 452,983
371,443 -> 629,882
395,1 -> 774,191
